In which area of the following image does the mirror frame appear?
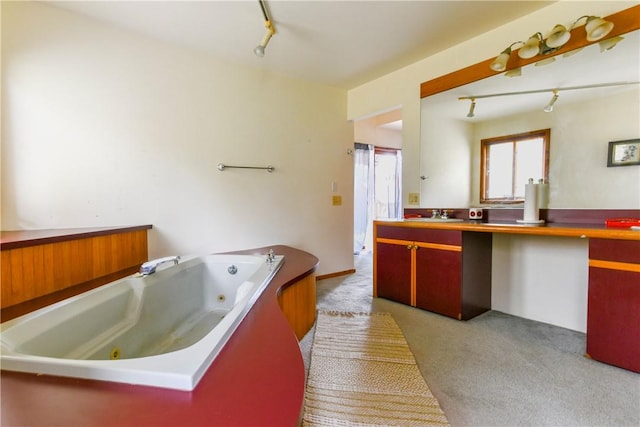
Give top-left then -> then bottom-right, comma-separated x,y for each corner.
420,5 -> 640,98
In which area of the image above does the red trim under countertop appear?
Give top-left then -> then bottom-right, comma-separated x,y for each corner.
1,225 -> 153,250
1,245 -> 319,427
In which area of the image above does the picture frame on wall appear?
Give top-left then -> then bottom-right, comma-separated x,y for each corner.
607,139 -> 640,167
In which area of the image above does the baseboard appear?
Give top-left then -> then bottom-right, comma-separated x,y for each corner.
317,269 -> 356,281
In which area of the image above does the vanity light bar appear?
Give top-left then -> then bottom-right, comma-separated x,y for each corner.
490,14 -> 615,72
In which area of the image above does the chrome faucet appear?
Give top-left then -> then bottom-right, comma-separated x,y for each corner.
266,249 -> 276,263
140,256 -> 181,276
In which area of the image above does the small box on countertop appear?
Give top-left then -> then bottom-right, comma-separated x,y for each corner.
469,208 -> 483,220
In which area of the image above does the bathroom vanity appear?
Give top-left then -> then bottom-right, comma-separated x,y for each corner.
375,225 -> 491,320
374,214 -> 640,373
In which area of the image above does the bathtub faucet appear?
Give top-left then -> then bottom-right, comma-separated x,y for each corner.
266,249 -> 276,264
140,256 -> 181,276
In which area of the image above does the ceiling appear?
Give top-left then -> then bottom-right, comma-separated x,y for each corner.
48,0 -> 553,89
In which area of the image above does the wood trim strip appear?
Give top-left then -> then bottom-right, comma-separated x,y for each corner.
420,5 -> 640,98
1,225 -> 153,251
373,223 -> 378,298
414,242 -> 462,252
376,237 -> 462,252
410,246 -> 416,306
316,269 -> 356,281
589,259 -> 640,273
375,220 -> 640,241
376,237 -> 413,246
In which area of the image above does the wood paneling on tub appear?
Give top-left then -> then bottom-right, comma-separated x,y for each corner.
1,227 -> 150,310
277,274 -> 317,340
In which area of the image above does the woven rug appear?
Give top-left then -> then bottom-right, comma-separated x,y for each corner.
303,311 -> 450,426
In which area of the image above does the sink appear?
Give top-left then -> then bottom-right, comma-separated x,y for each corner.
404,218 -> 464,223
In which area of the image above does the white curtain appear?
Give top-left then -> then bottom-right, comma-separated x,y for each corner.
353,143 -> 374,254
393,150 -> 403,219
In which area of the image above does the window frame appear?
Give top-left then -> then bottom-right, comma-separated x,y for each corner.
480,129 -> 550,204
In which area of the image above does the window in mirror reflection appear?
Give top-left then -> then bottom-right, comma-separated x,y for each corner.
481,129 -> 550,203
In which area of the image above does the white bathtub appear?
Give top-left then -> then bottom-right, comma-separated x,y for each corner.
0,253 -> 284,391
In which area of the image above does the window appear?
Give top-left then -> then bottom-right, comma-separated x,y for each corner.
480,129 -> 550,203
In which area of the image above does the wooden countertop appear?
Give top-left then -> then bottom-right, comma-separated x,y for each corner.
1,225 -> 153,250
375,220 -> 640,241
1,245 -> 319,426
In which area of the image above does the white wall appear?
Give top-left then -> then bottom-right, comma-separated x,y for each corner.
1,2 -> 354,276
420,104 -> 472,207
492,235 -> 589,332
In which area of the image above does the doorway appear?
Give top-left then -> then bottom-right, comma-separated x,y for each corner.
353,110 -> 403,254
353,145 -> 402,254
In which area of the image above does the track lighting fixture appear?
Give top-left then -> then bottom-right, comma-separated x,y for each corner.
543,90 -> 559,113
467,98 -> 476,118
458,82 -> 638,119
254,0 -> 275,58
490,14 -> 615,73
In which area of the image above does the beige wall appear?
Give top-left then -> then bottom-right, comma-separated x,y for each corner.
1,2 -> 354,276
353,108 -> 402,149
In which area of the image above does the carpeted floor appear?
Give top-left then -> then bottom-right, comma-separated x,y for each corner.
300,253 -> 640,427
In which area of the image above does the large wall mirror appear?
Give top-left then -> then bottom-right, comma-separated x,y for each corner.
419,6 -> 639,209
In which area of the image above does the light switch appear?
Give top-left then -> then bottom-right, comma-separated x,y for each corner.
408,193 -> 420,205
332,195 -> 342,206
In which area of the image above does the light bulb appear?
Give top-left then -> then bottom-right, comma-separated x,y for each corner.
490,51 -> 511,72
599,36 -> 623,52
546,25 -> 571,48
254,45 -> 265,57
518,36 -> 540,59
585,17 -> 614,42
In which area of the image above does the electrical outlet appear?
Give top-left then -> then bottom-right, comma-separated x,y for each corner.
332,195 -> 342,206
408,193 -> 420,205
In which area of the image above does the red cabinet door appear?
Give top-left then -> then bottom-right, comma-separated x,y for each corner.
587,267 -> 640,373
376,242 -> 412,306
415,247 -> 462,319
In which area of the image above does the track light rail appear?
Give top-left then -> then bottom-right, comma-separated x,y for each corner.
458,81 -> 639,101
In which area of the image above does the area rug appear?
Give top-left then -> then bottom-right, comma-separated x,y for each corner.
303,311 -> 450,426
